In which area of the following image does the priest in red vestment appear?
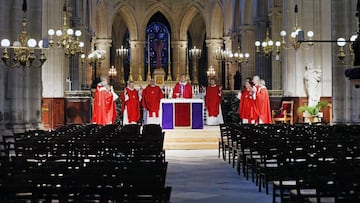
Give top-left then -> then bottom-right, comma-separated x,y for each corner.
239,80 -> 257,124
205,78 -> 224,125
121,81 -> 141,125
172,74 -> 192,98
255,79 -> 272,124
92,80 -> 118,125
142,78 -> 164,124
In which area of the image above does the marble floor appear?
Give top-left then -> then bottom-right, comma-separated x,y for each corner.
165,149 -> 272,203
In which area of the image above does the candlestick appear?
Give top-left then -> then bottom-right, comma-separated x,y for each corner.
147,36 -> 151,80
186,47 -> 190,81
167,32 -> 172,81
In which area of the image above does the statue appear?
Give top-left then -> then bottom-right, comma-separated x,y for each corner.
304,64 -> 322,107
154,39 -> 164,68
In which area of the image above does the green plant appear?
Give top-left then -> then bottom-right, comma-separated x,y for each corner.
297,101 -> 328,116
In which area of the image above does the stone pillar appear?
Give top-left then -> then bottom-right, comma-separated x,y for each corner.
240,25 -> 256,85
95,39 -> 112,80
128,40 -> 144,81
171,41 -> 188,81
6,1 -> 26,132
269,5 -> 282,90
0,1 -> 10,132
130,40 -> 145,81
206,39 -> 223,84
223,36 -> 234,90
332,0 -> 359,123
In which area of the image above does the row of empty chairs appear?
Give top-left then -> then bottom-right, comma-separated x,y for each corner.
0,124 -> 171,202
219,123 -> 360,203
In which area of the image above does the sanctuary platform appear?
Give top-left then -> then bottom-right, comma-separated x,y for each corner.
163,125 -> 220,150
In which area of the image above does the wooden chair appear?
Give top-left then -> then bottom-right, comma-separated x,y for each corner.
272,101 -> 294,125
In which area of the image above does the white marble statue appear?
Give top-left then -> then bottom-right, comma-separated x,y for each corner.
304,64 -> 322,107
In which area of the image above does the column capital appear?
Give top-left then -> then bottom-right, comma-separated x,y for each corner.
205,39 -> 224,47
171,40 -> 188,48
95,38 -> 112,47
129,40 -> 146,48
223,36 -> 231,42
239,25 -> 256,32
269,7 -> 282,17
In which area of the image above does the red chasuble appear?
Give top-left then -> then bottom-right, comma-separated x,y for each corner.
141,85 -> 164,117
172,82 -> 192,98
239,89 -> 257,121
121,87 -> 140,123
205,85 -> 223,117
255,86 -> 272,124
92,85 -> 117,125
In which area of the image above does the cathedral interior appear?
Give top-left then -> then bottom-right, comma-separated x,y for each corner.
2,1 -> 360,202
0,0 -> 359,133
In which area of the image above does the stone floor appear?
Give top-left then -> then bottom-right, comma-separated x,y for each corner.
165,149 -> 272,203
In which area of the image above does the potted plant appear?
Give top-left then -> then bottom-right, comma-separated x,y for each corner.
297,101 -> 328,123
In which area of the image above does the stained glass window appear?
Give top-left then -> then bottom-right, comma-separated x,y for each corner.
145,22 -> 170,73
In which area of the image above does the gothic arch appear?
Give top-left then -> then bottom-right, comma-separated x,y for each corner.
140,3 -> 176,41
111,4 -> 138,41
209,2 -> 224,39
96,2 -> 109,38
179,6 -> 208,42
224,0 -> 234,35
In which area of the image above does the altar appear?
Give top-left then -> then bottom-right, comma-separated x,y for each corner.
160,98 -> 204,129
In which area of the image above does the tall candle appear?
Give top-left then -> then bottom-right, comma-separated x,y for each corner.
168,33 -> 170,65
148,37 -> 150,75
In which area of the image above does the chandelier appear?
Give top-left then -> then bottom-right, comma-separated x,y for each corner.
280,4 -> 314,50
255,22 -> 281,58
47,4 -> 84,56
214,47 -> 249,89
189,46 -> 202,84
86,49 -> 106,67
0,0 -> 46,67
116,45 -> 129,84
206,65 -> 216,78
108,65 -> 117,77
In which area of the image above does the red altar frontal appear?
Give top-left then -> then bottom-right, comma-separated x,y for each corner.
159,98 -> 204,129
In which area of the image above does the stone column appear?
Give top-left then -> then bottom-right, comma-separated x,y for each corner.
332,0 -> 359,123
223,36 -> 233,89
269,5 -> 282,90
128,40 -> 136,81
171,41 -> 187,81
206,39 -> 223,85
128,40 -> 145,81
95,38 -> 112,80
0,1 -> 10,132
240,25 -> 256,85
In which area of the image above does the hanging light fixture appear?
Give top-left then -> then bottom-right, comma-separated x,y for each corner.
280,4 -> 314,50
47,3 -> 84,56
0,0 -> 47,67
255,22 -> 281,57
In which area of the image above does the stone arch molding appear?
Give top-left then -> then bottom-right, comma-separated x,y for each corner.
111,4 -> 138,41
210,2 -> 224,39
96,2 -> 109,38
140,3 -> 176,41
179,6 -> 207,41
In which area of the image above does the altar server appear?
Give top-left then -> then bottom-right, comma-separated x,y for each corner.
204,78 -> 224,125
121,81 -> 141,125
142,78 -> 164,124
239,80 -> 258,124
